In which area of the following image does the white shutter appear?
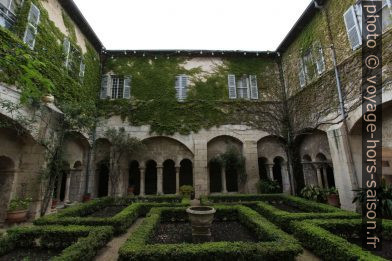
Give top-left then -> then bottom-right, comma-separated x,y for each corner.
100,75 -> 109,99
299,59 -> 306,88
63,38 -> 71,67
228,74 -> 237,99
123,76 -> 131,99
180,75 -> 188,101
249,75 -> 258,100
23,4 -> 40,49
314,43 -> 325,75
343,6 -> 362,50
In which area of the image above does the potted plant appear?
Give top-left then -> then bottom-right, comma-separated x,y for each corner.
51,198 -> 58,209
300,185 -> 327,203
6,197 -> 32,223
127,185 -> 135,196
180,185 -> 194,199
257,179 -> 282,194
325,187 -> 340,207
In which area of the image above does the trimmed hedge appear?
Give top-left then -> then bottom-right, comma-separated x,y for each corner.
34,197 -> 190,234
0,225 -> 113,261
292,219 -> 392,261
118,205 -> 303,261
253,200 -> 359,232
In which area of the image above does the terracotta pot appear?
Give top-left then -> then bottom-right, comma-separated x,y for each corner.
41,94 -> 54,103
7,210 -> 28,223
82,194 -> 91,202
127,187 -> 135,195
51,199 -> 58,209
327,194 -> 340,207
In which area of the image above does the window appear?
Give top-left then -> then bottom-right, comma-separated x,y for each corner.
100,75 -> 131,99
344,0 -> 392,50
298,42 -> 325,88
227,74 -> 258,100
175,75 -> 188,101
23,3 -> 40,49
63,38 -> 83,79
0,0 -> 19,29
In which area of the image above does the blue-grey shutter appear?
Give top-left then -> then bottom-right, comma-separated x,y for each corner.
79,61 -> 85,78
28,3 -> 40,27
100,75 -> 109,99
249,75 -> 258,100
228,74 -> 237,99
180,75 -> 188,101
123,76 -> 131,99
299,59 -> 306,88
343,6 -> 362,50
175,75 -> 181,101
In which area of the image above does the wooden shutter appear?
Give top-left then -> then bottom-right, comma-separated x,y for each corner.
63,38 -> 71,67
100,75 -> 109,99
123,76 -> 131,99
249,75 -> 258,100
343,6 -> 362,50
228,74 -> 237,99
299,59 -> 306,88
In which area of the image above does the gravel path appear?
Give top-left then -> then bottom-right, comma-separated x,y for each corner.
94,218 -> 144,261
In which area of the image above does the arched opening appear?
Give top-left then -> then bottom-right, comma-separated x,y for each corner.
53,162 -> 70,202
209,160 -> 222,193
129,160 -> 140,195
0,156 -> 15,222
180,159 -> 193,186
273,157 -> 284,190
163,159 -> 176,194
302,154 -> 316,186
258,157 -> 269,180
97,160 -> 109,197
145,160 -> 157,195
326,165 -> 335,188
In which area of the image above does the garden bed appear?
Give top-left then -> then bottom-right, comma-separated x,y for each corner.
34,197 -> 190,234
118,205 -> 303,261
0,225 -> 113,261
151,221 -> 257,244
292,219 -> 392,261
89,205 -> 128,218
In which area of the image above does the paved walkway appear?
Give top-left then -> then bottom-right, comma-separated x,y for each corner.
94,218 -> 144,261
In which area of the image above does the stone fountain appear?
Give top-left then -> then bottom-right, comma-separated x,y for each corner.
186,206 -> 216,243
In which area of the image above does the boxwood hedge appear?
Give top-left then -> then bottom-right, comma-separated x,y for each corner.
292,219 -> 392,261
34,197 -> 190,234
118,205 -> 303,261
0,225 -> 113,261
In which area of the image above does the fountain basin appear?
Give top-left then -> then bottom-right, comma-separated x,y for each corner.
186,206 -> 216,242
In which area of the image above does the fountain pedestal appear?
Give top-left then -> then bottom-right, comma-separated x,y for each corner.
186,206 -> 216,243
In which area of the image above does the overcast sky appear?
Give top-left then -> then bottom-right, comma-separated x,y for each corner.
73,0 -> 311,51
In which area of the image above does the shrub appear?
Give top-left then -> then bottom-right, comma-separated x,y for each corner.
179,185 -> 194,198
118,205 -> 303,261
292,219 -> 392,261
0,225 -> 113,260
256,179 -> 281,194
300,185 -> 327,203
7,197 -> 32,211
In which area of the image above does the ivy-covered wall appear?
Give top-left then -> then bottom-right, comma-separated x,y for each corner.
99,54 -> 282,135
0,0 -> 101,131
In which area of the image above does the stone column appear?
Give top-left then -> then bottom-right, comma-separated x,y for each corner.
64,172 -> 72,203
175,166 -> 180,195
315,166 -> 323,187
157,164 -> 163,195
322,167 -> 329,188
281,164 -> 291,194
139,167 -> 145,196
221,165 -> 227,193
267,164 -> 275,181
56,175 -> 62,201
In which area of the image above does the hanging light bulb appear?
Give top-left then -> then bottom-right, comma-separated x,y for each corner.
154,56 -> 157,60
143,53 -> 146,57
200,51 -> 203,54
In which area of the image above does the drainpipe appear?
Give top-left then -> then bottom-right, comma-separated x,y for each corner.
316,0 -> 359,189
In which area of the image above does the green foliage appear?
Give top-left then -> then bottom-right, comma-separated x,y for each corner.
1,225 -> 113,260
352,180 -> 392,217
257,179 -> 282,194
300,185 -> 327,203
118,205 -> 302,261
7,197 -> 32,211
292,219 -> 392,261
179,185 -> 194,198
